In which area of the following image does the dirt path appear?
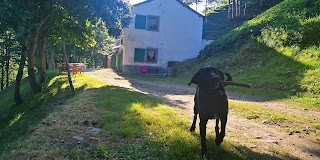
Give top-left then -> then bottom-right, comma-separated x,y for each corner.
85,69 -> 320,160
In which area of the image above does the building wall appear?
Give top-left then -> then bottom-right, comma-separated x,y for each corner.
122,0 -> 204,73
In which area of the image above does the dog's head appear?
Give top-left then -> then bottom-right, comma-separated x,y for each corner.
188,66 -> 232,90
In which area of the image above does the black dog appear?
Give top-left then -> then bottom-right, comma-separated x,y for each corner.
188,65 -> 232,157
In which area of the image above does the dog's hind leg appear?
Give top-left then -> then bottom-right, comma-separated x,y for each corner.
215,114 -> 227,146
215,118 -> 220,138
190,113 -> 197,132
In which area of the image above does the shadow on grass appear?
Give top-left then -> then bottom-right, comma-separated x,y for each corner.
0,75 -> 87,155
89,85 -> 290,160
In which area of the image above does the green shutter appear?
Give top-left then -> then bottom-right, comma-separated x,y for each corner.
135,15 -> 146,29
134,48 -> 145,62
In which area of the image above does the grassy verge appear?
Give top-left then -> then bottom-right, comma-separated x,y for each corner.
1,73 -> 284,159
0,70 -> 67,154
229,100 -> 320,143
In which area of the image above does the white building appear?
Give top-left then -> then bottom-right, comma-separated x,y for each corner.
121,0 -> 212,74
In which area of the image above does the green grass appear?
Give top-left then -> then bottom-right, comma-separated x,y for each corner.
0,73 -> 284,159
229,100 -> 320,142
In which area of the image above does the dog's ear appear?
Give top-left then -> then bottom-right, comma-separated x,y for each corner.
225,73 -> 232,81
188,71 -> 200,85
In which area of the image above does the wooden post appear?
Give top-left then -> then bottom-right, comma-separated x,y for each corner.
63,42 -> 75,96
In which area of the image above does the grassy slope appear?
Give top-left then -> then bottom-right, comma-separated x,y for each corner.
0,73 -> 284,159
203,6 -> 246,40
175,0 -> 320,108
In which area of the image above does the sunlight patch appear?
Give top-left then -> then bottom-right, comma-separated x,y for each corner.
9,113 -> 24,126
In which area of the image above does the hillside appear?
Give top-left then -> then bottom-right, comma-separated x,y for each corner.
176,0 -> 320,107
203,6 -> 246,40
202,0 -> 283,40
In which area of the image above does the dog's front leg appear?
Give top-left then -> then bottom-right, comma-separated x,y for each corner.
215,114 -> 227,146
190,93 -> 198,132
200,118 -> 208,157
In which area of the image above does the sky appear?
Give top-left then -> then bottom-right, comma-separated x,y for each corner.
128,0 -> 206,14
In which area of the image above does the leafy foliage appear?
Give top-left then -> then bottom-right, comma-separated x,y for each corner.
0,0 -> 132,103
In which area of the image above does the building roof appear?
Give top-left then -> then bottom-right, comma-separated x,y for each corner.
133,0 -> 204,18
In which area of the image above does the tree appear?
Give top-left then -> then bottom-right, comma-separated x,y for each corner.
226,0 -> 244,18
0,0 -> 25,104
14,27 -> 28,105
4,33 -> 11,88
0,56 -> 4,90
184,0 -> 204,11
28,27 -> 42,93
228,0 -> 231,17
38,27 -> 47,84
2,31 -> 18,89
84,19 -> 117,68
238,0 -> 242,17
1,0 -> 132,104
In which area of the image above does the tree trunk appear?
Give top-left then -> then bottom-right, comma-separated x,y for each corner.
73,45 -> 76,62
94,50 -> 98,68
46,45 -> 55,69
14,27 -> 28,105
195,0 -> 198,11
1,63 -> 4,90
228,0 -> 231,18
232,0 -> 236,18
38,32 -> 47,84
238,0 -> 242,17
244,1 -> 246,17
28,27 -> 42,93
5,46 -> 11,88
235,0 -> 238,17
63,42 -> 75,96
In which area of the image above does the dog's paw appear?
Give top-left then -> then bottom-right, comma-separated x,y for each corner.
215,137 -> 224,146
202,153 -> 208,159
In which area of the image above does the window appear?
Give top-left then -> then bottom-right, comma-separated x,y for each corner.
135,15 -> 146,29
134,48 -> 158,63
134,48 -> 145,62
147,15 -> 160,31
135,14 -> 160,32
146,48 -> 157,62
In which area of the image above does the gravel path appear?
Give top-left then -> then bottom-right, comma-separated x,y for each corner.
85,69 -> 320,160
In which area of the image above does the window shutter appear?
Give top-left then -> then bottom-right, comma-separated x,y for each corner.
135,15 -> 146,29
134,48 -> 145,62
